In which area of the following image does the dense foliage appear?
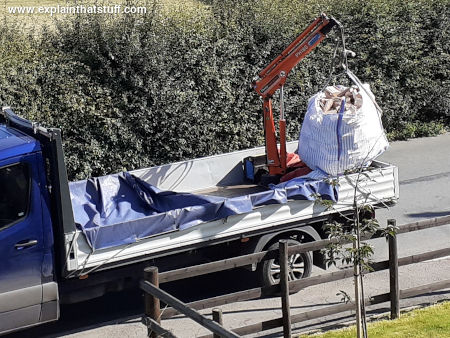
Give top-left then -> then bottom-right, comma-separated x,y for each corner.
0,0 -> 448,180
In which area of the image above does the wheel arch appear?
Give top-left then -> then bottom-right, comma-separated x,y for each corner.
253,225 -> 321,252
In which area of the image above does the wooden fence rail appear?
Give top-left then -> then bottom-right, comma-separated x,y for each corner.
198,278 -> 450,338
141,272 -> 239,338
158,215 -> 450,284
158,244 -> 450,320
141,215 -> 450,337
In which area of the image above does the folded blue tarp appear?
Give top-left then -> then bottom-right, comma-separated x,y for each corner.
69,172 -> 338,251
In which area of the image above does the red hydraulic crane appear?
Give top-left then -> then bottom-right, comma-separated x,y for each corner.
252,14 -> 337,176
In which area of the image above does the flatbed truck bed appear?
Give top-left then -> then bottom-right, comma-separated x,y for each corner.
65,142 -> 398,275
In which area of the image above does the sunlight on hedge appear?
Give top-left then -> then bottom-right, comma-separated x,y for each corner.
0,0 -> 448,180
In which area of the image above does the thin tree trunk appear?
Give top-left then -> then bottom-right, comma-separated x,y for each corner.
353,240 -> 362,338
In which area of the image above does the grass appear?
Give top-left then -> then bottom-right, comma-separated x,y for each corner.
306,302 -> 450,338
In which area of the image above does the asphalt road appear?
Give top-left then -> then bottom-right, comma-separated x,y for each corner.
373,133 -> 450,262
8,133 -> 450,338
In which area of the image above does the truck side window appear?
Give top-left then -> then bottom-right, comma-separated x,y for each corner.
0,163 -> 30,230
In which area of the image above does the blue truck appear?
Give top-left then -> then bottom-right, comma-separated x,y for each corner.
0,107 -> 398,335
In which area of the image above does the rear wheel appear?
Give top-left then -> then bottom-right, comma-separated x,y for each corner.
259,239 -> 313,287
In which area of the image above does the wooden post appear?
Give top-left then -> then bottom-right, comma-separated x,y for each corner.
279,240 -> 291,338
388,219 -> 400,319
212,308 -> 223,338
144,267 -> 161,338
140,280 -> 239,338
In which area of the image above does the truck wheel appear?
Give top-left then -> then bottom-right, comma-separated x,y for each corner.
259,239 -> 312,287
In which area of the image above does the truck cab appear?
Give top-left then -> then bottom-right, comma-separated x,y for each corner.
0,122 -> 59,334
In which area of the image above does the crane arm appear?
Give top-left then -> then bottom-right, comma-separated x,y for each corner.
253,14 -> 337,176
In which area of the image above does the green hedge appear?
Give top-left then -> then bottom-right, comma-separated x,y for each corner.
0,0 -> 448,180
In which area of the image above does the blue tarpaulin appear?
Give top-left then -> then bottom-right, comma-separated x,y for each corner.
69,172 -> 338,251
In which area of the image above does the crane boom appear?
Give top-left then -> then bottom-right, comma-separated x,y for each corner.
253,14 -> 337,176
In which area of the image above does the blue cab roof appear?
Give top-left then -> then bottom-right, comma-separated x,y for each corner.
0,124 -> 41,160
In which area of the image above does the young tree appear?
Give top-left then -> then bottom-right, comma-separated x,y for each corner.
318,147 -> 397,338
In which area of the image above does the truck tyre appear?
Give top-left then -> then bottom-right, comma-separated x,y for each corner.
259,239 -> 312,287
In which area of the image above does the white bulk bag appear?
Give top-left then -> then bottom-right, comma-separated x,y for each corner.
298,82 -> 388,176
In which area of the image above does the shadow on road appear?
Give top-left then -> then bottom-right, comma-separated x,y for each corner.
407,211 -> 450,218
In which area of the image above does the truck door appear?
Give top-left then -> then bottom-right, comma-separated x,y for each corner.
0,154 -> 54,334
